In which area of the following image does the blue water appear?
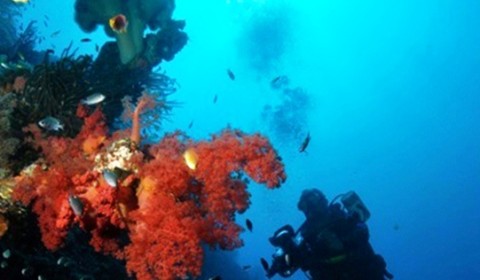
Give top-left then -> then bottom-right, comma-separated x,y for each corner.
20,0 -> 480,279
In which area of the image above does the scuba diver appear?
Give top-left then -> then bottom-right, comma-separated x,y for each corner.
264,189 -> 393,280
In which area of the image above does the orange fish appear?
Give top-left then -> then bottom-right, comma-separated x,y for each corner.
109,14 -> 128,33
183,148 -> 199,170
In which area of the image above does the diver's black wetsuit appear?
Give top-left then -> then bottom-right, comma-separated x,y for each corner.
297,204 -> 390,280
266,189 -> 392,280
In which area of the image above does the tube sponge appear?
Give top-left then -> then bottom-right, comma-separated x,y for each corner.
74,0 -> 176,65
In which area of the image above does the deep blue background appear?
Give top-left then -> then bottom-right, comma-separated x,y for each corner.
20,0 -> 480,279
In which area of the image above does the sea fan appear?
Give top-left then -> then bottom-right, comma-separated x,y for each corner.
14,52 -> 94,137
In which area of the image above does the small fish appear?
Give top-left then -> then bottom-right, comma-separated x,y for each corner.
44,14 -> 49,20
0,62 -> 10,70
0,261 -> 7,268
57,257 -> 67,266
270,75 -> 289,89
12,0 -> 29,4
2,249 -> 10,259
183,148 -> 199,170
17,52 -> 25,61
81,93 -> 105,105
188,120 -> 194,129
213,94 -> 218,104
38,275 -> 46,280
50,30 -> 61,37
68,195 -> 83,216
245,219 -> 253,232
21,267 -> 33,276
38,116 -> 64,131
45,49 -> 54,54
242,265 -> 252,270
271,76 -> 282,85
260,257 -> 269,272
208,276 -> 221,280
80,38 -> 92,43
227,69 -> 235,80
298,132 -> 310,153
103,169 -> 118,188
285,254 -> 290,266
109,14 -> 128,33
95,44 -> 100,52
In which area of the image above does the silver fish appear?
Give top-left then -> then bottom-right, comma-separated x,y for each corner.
0,62 -> 10,70
81,93 -> 105,105
0,261 -> 7,268
103,169 -> 118,188
68,195 -> 83,216
38,116 -> 64,131
57,257 -> 67,266
21,267 -> 33,276
2,249 -> 10,259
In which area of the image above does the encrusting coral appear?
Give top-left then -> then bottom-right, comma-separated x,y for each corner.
13,97 -> 286,279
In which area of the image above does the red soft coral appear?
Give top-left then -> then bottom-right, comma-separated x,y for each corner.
126,193 -> 203,280
14,167 -> 74,250
14,106 -> 286,280
13,108 -> 110,250
124,130 -> 286,280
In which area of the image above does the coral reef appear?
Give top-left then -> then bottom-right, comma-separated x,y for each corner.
0,93 -> 25,179
12,106 -> 286,280
0,0 -> 19,45
0,0 -> 44,67
11,50 -> 177,137
74,0 -> 187,67
0,0 -> 22,61
119,89 -> 177,143
90,42 -> 178,127
1,2 -> 286,279
13,54 -> 95,137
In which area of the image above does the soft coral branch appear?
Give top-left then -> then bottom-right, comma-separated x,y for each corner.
125,130 -> 286,279
14,105 -> 286,280
130,93 -> 155,145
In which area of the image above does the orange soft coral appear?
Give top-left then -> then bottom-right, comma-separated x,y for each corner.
13,107 -> 111,250
14,105 -> 286,280
130,92 -> 156,145
14,167 -> 74,250
124,130 -> 286,280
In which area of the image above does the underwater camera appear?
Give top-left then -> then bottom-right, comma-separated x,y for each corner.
333,191 -> 371,222
264,191 -> 371,278
265,225 -> 303,278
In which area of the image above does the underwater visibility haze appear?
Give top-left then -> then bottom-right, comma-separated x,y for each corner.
0,0 -> 479,279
